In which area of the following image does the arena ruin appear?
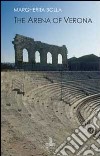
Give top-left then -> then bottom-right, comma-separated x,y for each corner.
12,34 -> 68,71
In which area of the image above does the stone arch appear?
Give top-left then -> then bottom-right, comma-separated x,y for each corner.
47,52 -> 52,64
35,51 -> 40,63
12,34 -> 68,70
23,49 -> 28,62
58,54 -> 62,64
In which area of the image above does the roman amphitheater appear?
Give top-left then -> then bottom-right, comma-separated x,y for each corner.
1,34 -> 100,156
1,71 -> 100,156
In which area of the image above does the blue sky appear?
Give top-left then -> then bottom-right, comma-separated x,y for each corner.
1,1 -> 100,62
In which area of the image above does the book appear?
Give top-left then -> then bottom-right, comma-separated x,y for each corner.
1,1 -> 100,156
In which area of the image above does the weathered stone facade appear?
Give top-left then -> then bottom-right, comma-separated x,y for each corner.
12,34 -> 68,70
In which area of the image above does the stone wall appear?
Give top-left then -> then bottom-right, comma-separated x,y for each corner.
12,34 -> 68,71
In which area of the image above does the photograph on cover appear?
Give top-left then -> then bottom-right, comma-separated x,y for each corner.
1,1 -> 100,156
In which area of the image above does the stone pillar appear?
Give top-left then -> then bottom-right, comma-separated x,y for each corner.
40,50 -> 47,65
52,52 -> 58,65
62,45 -> 68,65
28,48 -> 35,63
62,54 -> 67,64
15,47 -> 23,67
12,36 -> 23,68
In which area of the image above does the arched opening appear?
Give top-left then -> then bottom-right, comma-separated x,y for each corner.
58,54 -> 62,64
35,51 -> 40,63
47,52 -> 52,64
23,49 -> 28,62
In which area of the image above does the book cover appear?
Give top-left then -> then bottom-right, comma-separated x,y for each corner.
1,1 -> 100,156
